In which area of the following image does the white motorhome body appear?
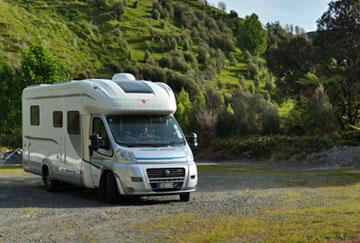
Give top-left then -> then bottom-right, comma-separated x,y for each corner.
22,73 -> 197,202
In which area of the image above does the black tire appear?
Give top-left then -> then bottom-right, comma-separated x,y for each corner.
179,192 -> 190,202
105,172 -> 120,204
98,173 -> 106,200
42,167 -> 59,192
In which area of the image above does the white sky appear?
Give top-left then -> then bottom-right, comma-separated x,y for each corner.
208,0 -> 331,31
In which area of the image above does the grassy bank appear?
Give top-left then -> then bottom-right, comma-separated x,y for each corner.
0,165 -> 25,176
211,132 -> 360,160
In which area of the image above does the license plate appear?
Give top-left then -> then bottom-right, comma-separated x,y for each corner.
159,182 -> 174,189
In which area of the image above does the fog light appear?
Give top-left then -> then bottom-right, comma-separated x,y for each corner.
131,177 -> 143,182
191,175 -> 196,179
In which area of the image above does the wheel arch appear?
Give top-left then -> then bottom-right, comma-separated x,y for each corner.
99,167 -> 125,195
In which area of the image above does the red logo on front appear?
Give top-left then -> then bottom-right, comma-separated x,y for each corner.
141,99 -> 149,104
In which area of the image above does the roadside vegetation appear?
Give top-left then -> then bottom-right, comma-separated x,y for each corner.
0,0 -> 359,160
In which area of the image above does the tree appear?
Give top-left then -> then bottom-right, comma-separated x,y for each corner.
314,0 -> 360,126
176,88 -> 193,132
0,62 -> 17,135
265,36 -> 316,98
21,42 -> 69,87
237,14 -> 268,55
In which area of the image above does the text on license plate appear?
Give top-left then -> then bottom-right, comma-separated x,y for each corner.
158,182 -> 174,189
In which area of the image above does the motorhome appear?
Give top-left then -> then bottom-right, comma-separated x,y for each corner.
22,73 -> 198,203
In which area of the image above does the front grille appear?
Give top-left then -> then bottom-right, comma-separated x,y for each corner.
147,168 -> 185,192
147,168 -> 185,178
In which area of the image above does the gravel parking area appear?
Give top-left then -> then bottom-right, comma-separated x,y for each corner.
1,162 -> 360,242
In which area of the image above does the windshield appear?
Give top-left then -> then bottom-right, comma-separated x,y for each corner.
107,115 -> 186,147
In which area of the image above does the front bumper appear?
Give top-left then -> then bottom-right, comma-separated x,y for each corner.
112,162 -> 198,196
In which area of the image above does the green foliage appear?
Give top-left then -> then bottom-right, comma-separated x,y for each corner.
21,42 -> 69,86
265,36 -> 315,98
112,1 -> 125,20
0,42 -> 69,147
237,14 -> 268,56
176,88 -> 193,132
215,133 -> 360,160
314,0 -> 360,126
144,51 -> 155,65
0,62 -> 18,135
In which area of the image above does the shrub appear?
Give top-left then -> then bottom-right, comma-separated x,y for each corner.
216,104 -> 237,137
176,88 -> 193,132
152,9 -> 160,20
144,51 -> 155,65
158,56 -> 173,69
205,89 -> 225,112
197,44 -> 209,64
195,108 -> 218,144
113,1 -> 125,20
209,33 -> 236,52
132,0 -> 138,8
261,106 -> 280,135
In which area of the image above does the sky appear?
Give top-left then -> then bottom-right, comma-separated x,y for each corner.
208,0 -> 332,32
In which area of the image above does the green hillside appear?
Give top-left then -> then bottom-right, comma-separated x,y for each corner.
0,0 -> 271,94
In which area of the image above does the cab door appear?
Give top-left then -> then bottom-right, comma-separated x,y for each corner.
90,116 -> 113,185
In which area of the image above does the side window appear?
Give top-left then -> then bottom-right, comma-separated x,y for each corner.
53,111 -> 63,128
67,111 -> 80,134
92,118 -> 112,156
30,105 -> 40,126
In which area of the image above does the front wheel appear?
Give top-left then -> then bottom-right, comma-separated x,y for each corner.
179,192 -> 190,202
105,172 -> 120,204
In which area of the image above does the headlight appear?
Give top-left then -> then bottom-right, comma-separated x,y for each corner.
119,149 -> 137,162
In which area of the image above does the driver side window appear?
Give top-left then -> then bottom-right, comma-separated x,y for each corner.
92,117 -> 113,157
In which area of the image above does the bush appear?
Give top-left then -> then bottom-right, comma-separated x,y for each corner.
152,9 -> 160,20
113,1 -> 125,20
144,51 -> 155,65
176,88 -> 193,132
214,135 -> 339,160
158,56 -> 173,69
216,104 -> 237,137
195,108 -> 218,144
205,89 -> 225,112
261,106 -> 280,135
197,44 -> 209,64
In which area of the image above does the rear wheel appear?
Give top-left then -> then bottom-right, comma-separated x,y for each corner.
42,167 -> 59,192
179,192 -> 190,202
105,172 -> 120,204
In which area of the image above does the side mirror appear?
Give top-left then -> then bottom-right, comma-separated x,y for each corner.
186,132 -> 198,147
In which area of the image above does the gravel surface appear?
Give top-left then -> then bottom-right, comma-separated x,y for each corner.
306,146 -> 360,167
0,162 -> 358,242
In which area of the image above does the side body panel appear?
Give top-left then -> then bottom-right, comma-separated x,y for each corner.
22,91 -> 93,186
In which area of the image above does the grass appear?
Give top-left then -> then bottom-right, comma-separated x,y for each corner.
136,164 -> 360,242
0,165 -> 26,176
0,145 -> 11,153
0,0 -> 264,94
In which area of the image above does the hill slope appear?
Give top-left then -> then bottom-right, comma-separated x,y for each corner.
0,0 -> 272,95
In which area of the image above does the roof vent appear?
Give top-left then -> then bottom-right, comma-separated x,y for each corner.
112,73 -> 136,82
